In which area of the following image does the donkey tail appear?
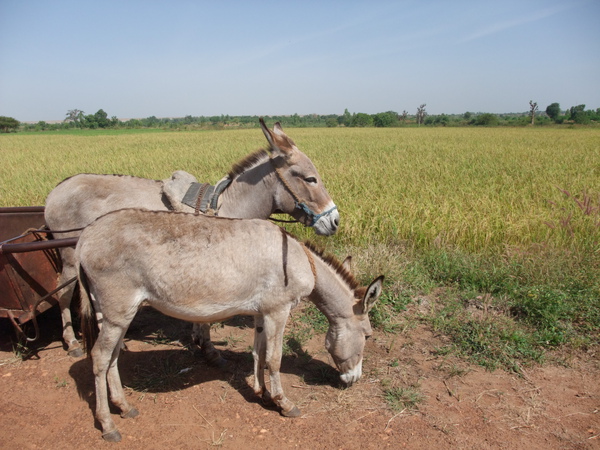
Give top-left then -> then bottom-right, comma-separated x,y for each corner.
78,263 -> 98,355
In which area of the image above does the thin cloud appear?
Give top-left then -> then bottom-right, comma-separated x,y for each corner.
457,3 -> 578,44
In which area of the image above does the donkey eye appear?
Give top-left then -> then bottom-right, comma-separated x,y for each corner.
304,177 -> 317,185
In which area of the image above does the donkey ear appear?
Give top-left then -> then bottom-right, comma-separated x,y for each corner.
342,256 -> 352,272
259,117 -> 274,145
272,122 -> 285,136
362,275 -> 384,314
259,117 -> 294,159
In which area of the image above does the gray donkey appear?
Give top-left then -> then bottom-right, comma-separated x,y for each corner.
77,209 -> 383,442
45,119 -> 340,359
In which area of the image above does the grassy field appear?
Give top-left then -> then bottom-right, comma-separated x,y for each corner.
2,127 -> 599,370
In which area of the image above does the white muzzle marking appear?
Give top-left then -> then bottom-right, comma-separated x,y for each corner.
340,360 -> 363,386
313,202 -> 340,236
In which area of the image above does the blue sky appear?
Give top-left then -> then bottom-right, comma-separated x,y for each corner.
1,0 -> 598,122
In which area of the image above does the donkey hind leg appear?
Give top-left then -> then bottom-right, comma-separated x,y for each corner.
263,308 -> 301,418
191,323 -> 227,367
90,297 -> 128,353
252,315 -> 272,404
57,266 -> 83,357
92,321 -> 137,442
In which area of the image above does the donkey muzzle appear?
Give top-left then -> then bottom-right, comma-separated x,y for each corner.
339,361 -> 363,387
309,202 -> 340,236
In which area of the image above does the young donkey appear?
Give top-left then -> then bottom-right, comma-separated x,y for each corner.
45,119 -> 340,359
77,209 -> 383,442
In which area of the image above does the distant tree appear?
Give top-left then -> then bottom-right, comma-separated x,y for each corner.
144,116 -> 160,127
463,112 -> 472,121
529,101 -> 538,125
474,113 -> 499,126
545,103 -> 561,122
325,117 -> 338,127
338,108 -> 352,126
400,110 -> 408,124
64,109 -> 84,127
127,119 -> 143,128
568,104 -> 590,124
94,109 -> 110,128
416,104 -> 426,125
426,114 -> 449,126
0,116 -> 20,133
351,113 -> 373,127
373,111 -> 399,127
35,121 -> 49,131
82,113 -> 97,129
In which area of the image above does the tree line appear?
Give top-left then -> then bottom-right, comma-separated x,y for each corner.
2,102 -> 599,133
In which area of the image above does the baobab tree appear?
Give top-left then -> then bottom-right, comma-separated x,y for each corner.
416,104 -> 427,125
529,101 -> 538,126
64,109 -> 84,126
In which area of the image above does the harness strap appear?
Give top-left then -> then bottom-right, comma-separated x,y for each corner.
273,165 -> 301,204
194,183 -> 211,215
210,178 -> 232,210
300,243 -> 317,285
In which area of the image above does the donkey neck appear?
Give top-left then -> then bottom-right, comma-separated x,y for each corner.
308,255 -> 356,323
217,161 -> 279,219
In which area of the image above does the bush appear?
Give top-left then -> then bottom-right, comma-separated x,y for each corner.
473,113 -> 499,126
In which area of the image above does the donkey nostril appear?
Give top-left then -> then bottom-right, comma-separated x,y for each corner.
334,217 -> 340,227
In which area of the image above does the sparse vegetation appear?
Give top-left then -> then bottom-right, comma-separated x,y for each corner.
54,376 -> 68,388
384,385 -> 424,411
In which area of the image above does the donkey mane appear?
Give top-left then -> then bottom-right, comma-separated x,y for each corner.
302,240 -> 360,292
227,149 -> 270,179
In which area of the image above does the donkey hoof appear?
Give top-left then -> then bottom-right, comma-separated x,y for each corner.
211,356 -> 228,368
260,390 -> 274,406
102,430 -> 122,442
121,407 -> 139,419
203,351 -> 228,368
281,406 -> 301,418
68,348 -> 84,358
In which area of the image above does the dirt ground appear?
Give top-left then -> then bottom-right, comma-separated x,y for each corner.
1,303 -> 599,450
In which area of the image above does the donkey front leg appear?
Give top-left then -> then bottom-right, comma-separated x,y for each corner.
252,315 -> 270,403
262,309 -> 301,418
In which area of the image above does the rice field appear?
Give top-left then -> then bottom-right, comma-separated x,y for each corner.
2,126 -> 599,366
2,127 -> 599,254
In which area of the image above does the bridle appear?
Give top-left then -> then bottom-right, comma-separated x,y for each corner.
270,158 -> 337,227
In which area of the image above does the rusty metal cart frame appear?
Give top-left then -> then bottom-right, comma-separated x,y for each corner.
0,206 -> 77,341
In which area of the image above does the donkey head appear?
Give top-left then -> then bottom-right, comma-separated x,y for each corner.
325,275 -> 384,386
260,119 -> 340,236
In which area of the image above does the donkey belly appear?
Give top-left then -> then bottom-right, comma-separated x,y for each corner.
151,300 -> 259,323
146,290 -> 267,324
